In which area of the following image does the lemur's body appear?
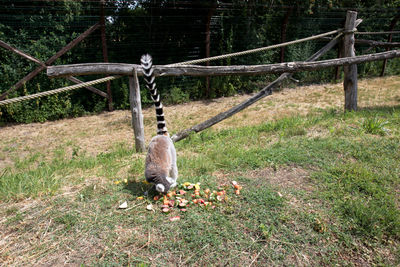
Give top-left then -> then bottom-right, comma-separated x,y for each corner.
141,54 -> 178,193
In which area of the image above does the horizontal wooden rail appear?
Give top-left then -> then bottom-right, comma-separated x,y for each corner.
47,50 -> 400,78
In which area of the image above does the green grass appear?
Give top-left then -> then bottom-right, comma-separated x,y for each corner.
361,115 -> 390,135
1,106 -> 400,265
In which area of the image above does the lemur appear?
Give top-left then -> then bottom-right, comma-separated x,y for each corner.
141,54 -> 178,194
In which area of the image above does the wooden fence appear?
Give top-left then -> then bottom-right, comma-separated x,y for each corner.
44,11 -> 400,151
1,10 -> 399,151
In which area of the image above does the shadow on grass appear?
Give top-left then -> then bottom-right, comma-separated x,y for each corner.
123,180 -> 158,198
358,105 -> 400,113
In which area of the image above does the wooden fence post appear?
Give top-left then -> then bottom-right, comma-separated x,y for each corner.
129,69 -> 145,152
343,10 -> 358,111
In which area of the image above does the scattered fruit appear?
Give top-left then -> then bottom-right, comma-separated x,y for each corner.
144,180 -> 243,214
118,201 -> 128,209
163,196 -> 170,206
313,218 -> 326,233
234,184 -> 242,190
162,207 -> 170,213
166,191 -> 176,198
169,216 -> 181,222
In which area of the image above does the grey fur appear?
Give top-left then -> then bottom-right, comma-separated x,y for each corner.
142,53 -> 178,193
145,135 -> 178,193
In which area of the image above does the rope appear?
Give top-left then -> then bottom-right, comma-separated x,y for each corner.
356,31 -> 400,35
0,28 -> 345,106
167,28 -> 343,66
0,75 -> 119,106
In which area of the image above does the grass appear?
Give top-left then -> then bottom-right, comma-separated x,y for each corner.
1,76 -> 400,265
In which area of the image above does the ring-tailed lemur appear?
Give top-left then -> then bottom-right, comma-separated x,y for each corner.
141,54 -> 178,193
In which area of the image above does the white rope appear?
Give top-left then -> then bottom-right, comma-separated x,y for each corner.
167,28 -> 343,66
0,76 -> 119,106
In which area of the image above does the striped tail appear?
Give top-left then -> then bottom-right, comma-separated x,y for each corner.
141,54 -> 168,135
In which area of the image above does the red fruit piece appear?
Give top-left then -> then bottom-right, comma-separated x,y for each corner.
169,216 -> 180,222
162,207 -> 170,213
234,184 -> 243,190
163,196 -> 170,206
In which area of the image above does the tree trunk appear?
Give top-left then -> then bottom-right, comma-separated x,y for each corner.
100,0 -> 113,111
280,6 -> 294,63
381,11 -> 400,76
205,3 -> 216,98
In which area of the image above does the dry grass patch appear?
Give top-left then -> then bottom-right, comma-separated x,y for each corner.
1,76 -> 400,170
